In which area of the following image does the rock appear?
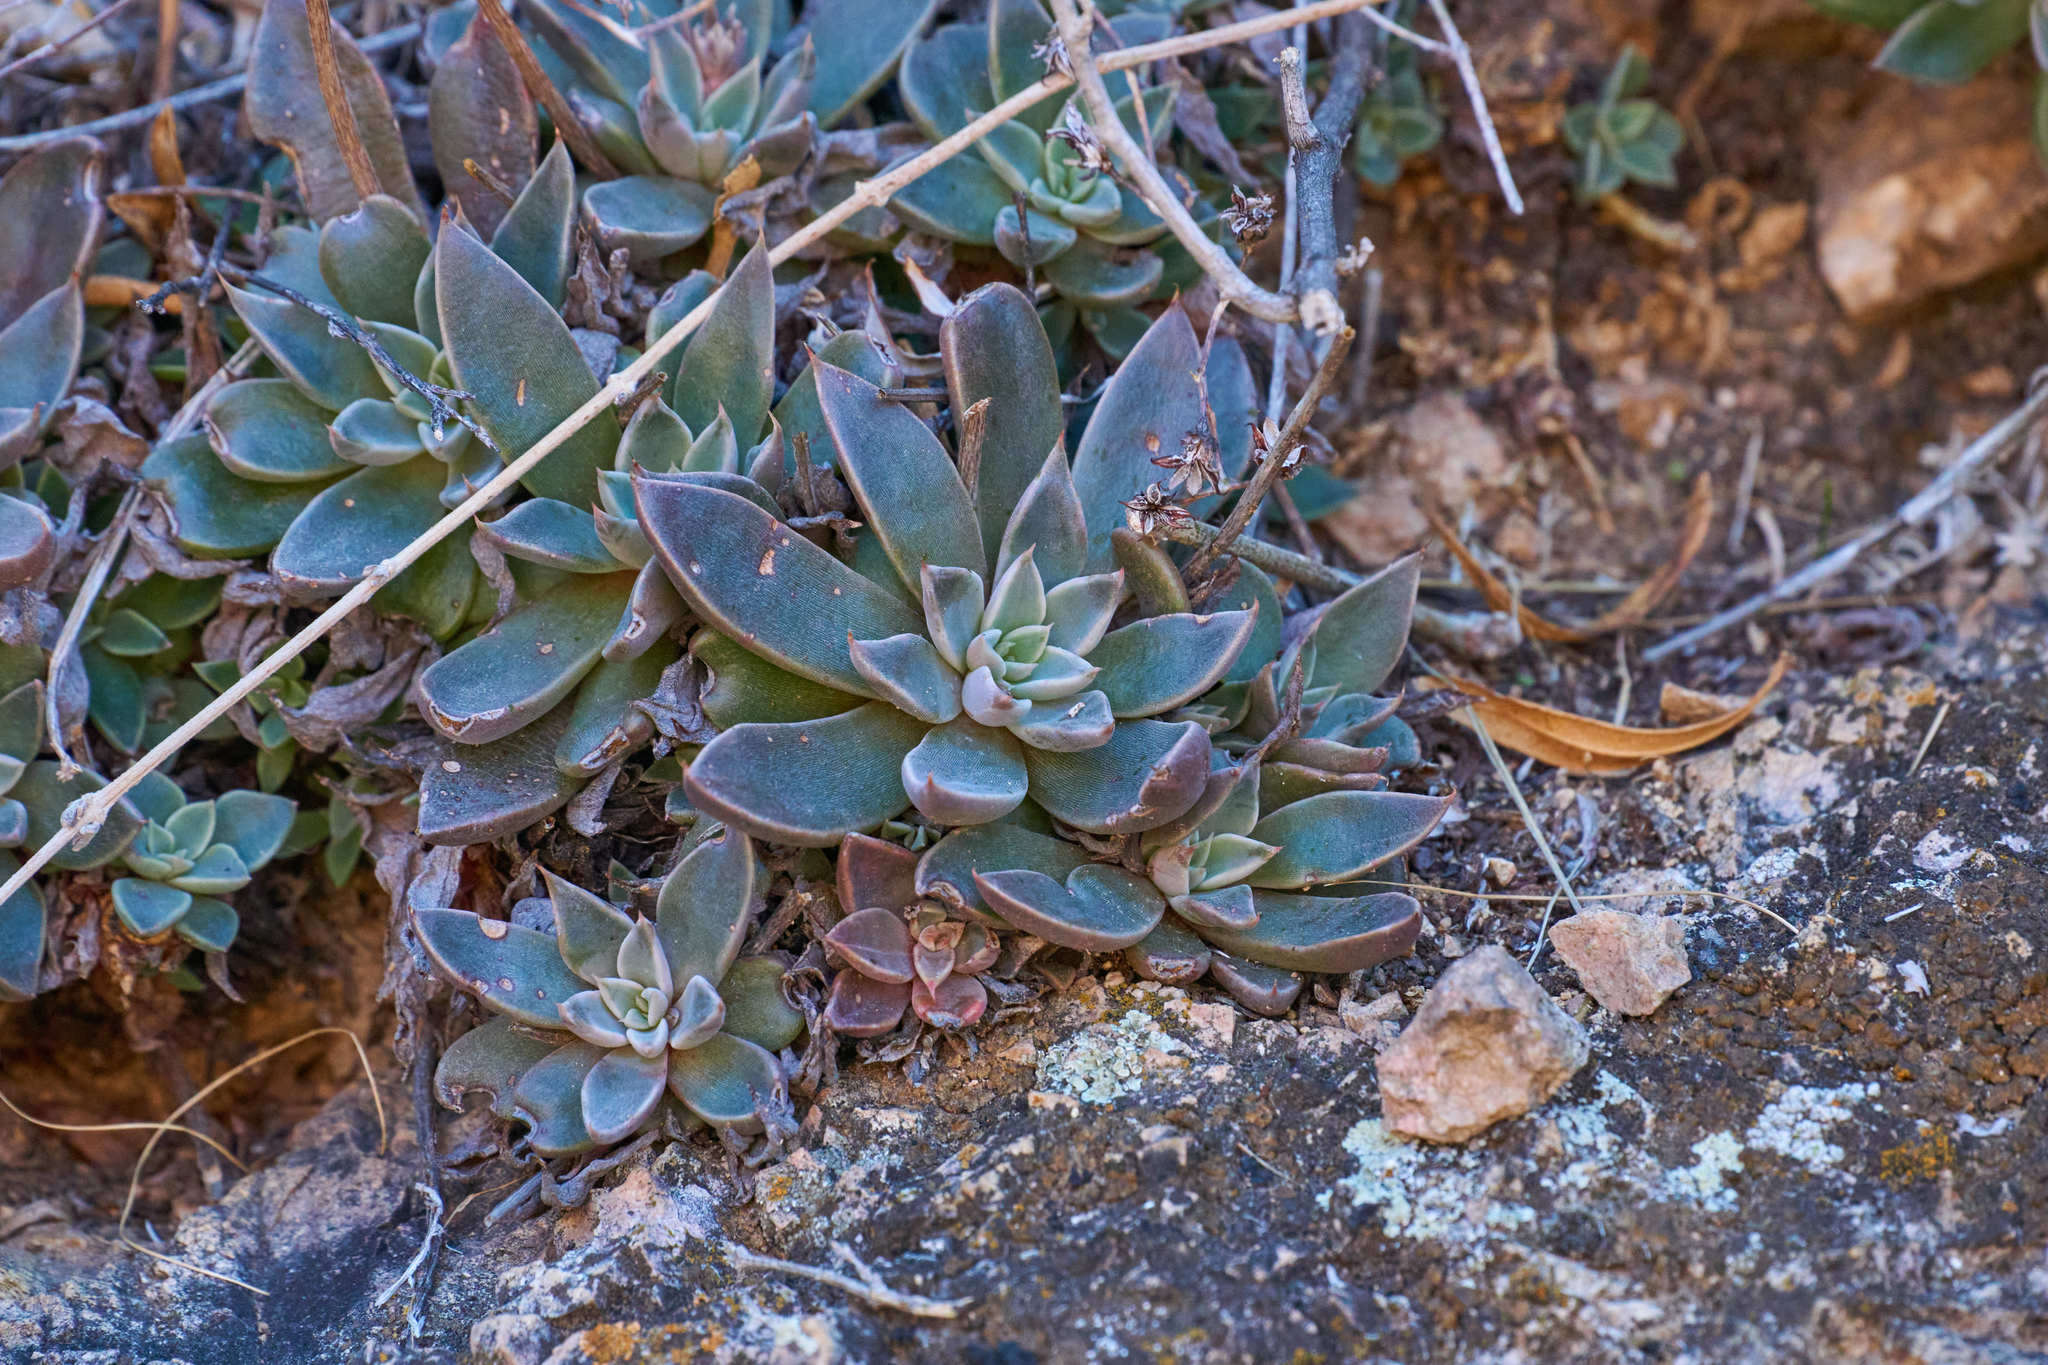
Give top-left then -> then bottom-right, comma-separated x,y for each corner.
1377,945 -> 1591,1143
1548,910 -> 1693,1016
1812,75 -> 2048,321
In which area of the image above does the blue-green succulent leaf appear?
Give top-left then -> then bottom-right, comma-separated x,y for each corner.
682,703 -> 924,847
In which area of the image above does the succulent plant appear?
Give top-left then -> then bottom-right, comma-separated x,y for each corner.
893,0 -> 1196,357
1350,14 -> 1443,188
423,821 -> 804,1154
522,0 -> 934,264
639,286 -> 1268,860
0,138 -> 102,475
78,573 -> 232,757
821,833 -> 1000,1035
108,771 -> 296,954
150,142 -> 599,643
410,241 -> 796,846
1561,47 -> 1684,203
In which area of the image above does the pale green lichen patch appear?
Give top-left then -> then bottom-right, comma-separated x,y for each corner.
1036,1009 -> 1187,1104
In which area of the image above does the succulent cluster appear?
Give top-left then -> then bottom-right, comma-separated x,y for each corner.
1562,47 -> 1685,203
1351,8 -> 1445,188
424,822 -> 802,1154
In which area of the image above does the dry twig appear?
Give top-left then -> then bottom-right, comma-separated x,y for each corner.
302,0 -> 379,203
1281,22 -> 1376,337
1421,0 -> 1524,215
728,1240 -> 973,1319
474,0 -> 621,180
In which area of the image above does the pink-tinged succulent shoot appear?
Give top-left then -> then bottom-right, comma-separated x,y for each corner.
911,560 -> 1452,1016
821,834 -> 999,1036
424,822 -> 804,1155
518,0 -> 934,264
638,287 -> 1264,870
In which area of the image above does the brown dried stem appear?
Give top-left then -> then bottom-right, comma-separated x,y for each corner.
1182,325 -> 1353,580
302,0 -> 379,204
474,0 -> 621,180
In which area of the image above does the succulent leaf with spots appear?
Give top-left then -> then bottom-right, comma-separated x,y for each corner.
423,822 -> 803,1153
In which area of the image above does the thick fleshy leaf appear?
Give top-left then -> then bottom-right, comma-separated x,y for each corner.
920,565 -> 985,672
329,397 -> 426,466
212,790 -> 294,869
816,362 -> 983,595
720,955 -> 804,1050
916,820 -> 1090,922
1091,610 -> 1257,718
435,1015 -> 557,1118
1022,718 -> 1209,835
545,868 -> 635,983
224,278 -> 385,412
973,863 -> 1164,951
901,716 -> 1028,826
992,202 -> 1077,268
429,11 -> 537,240
174,897 -> 239,952
890,157 -> 1011,247
206,380 -> 351,483
694,629 -> 861,727
1206,890 -> 1422,974
667,1032 -> 784,1130
1126,915 -> 1211,985
583,176 -> 714,267
673,244 -> 775,444
982,546 -> 1045,633
556,989 -> 630,1048
804,0 -> 938,123
245,0 -> 419,221
1209,952 -> 1302,1016
581,1046 -> 668,1143
941,285 -> 1065,571
524,0 -> 648,104
491,140 -> 575,307
1215,564 -> 1283,684
419,572 -> 632,744
636,475 -> 920,694
111,878 -> 193,937
1247,791 -> 1451,889
1304,554 -> 1420,697
996,446 -> 1088,587
14,762 -> 141,869
437,224 -> 620,505
555,643 -> 673,776
0,856 -> 39,1001
655,820 -> 756,986
0,138 -> 102,330
836,833 -> 920,915
913,973 -> 987,1028
824,970 -> 910,1036
477,498 -> 617,572
899,19 -> 993,138
417,703 -> 581,844
685,703 -> 923,846
319,195 -> 431,326
0,679 -> 42,768
1008,688 -> 1114,751
849,634 -> 962,725
511,1040 -> 603,1155
1877,0 -> 2029,82
825,906 -> 914,983
273,458 -> 448,592
669,974 -> 727,1050
1170,881 -> 1260,931
0,497 -> 54,591
1004,646 -> 1097,702
0,284 -> 84,453
415,907 -> 588,1027
1042,239 -> 1163,309
1070,306 -> 1206,571
769,330 -> 890,474
1042,571 -> 1124,655
1110,529 -> 1187,617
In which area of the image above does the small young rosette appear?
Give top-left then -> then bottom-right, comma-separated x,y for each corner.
109,771 -> 296,954
423,823 -> 803,1154
821,834 -> 1000,1037
638,285 -> 1264,847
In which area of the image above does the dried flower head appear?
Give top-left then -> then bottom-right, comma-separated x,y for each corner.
1121,481 -> 1194,537
1032,32 -> 1072,78
1047,106 -> 1115,180
1221,187 -> 1276,246
1153,429 -> 1224,498
1246,418 -> 1301,477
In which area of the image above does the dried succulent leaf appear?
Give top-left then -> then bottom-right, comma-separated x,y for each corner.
0,138 -> 102,330
429,12 -> 538,241
244,0 -> 420,222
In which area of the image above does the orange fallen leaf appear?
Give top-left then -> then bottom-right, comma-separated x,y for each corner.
84,276 -> 182,315
1427,473 -> 1715,643
1433,653 -> 1790,776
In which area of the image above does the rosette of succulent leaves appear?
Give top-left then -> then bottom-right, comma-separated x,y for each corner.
422,820 -> 804,1155
912,555 -> 1450,1016
892,0 -> 1210,360
821,833 -> 1005,1038
510,0 -> 936,264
